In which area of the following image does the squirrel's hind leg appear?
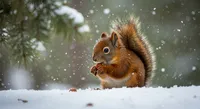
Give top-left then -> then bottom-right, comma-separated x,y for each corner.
125,73 -> 141,87
101,81 -> 113,89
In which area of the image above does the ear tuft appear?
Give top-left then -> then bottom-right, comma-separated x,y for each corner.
101,32 -> 108,38
110,31 -> 118,46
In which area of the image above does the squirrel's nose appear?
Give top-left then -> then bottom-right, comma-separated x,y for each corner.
93,56 -> 97,62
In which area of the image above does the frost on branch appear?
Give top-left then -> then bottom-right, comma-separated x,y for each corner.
54,3 -> 90,33
55,6 -> 84,24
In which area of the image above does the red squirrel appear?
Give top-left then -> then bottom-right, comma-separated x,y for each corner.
90,16 -> 156,89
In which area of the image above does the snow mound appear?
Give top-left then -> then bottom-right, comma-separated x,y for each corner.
54,4 -> 90,33
0,86 -> 200,109
78,24 -> 90,33
55,6 -> 84,24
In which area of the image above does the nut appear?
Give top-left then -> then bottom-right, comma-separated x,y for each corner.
69,88 -> 77,92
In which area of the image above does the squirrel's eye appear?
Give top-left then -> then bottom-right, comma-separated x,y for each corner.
103,47 -> 110,54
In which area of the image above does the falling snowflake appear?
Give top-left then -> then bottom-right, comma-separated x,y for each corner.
152,11 -> 156,15
161,40 -> 166,45
103,8 -> 110,14
192,66 -> 196,71
89,9 -> 94,14
81,77 -> 86,80
177,29 -> 181,32
191,11 -> 195,15
161,68 -> 165,72
181,21 -> 183,23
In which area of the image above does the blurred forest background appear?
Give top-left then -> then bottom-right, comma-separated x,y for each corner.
0,0 -> 200,90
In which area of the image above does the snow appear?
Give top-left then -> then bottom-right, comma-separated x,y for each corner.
1,28 -> 9,36
36,42 -> 46,51
5,68 -> 34,89
192,66 -> 196,71
31,39 -> 46,51
89,9 -> 94,14
152,11 -> 156,15
55,6 -> 84,24
103,8 -> 110,14
78,24 -> 90,33
181,21 -> 184,23
0,9 -> 3,13
191,11 -> 195,15
2,32 -> 8,36
54,2 -> 90,33
161,40 -> 165,45
177,29 -> 181,32
81,77 -> 86,80
0,86 -> 200,109
161,68 -> 166,72
96,30 -> 99,33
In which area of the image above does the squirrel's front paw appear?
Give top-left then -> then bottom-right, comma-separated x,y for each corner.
96,63 -> 105,74
90,66 -> 98,76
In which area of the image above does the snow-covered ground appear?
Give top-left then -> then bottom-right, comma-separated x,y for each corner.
0,86 -> 200,109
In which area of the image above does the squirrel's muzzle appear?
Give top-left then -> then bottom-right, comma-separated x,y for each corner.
92,55 -> 97,62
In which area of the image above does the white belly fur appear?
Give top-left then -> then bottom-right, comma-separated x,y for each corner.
101,74 -> 131,88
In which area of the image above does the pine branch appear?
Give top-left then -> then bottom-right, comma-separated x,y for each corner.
0,0 -> 90,67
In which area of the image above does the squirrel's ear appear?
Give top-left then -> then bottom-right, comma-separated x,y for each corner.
110,31 -> 118,46
101,32 -> 108,38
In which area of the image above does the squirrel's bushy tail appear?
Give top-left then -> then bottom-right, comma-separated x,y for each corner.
111,15 -> 156,85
